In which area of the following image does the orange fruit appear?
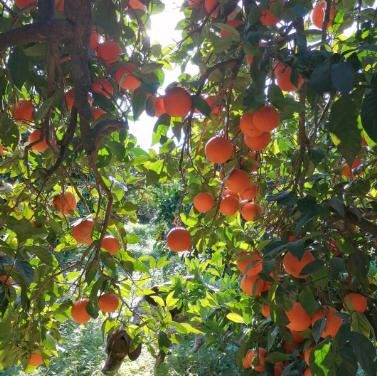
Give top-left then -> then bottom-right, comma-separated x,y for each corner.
311,2 -> 335,29
283,251 -> 315,278
240,182 -> 257,200
220,195 -> 239,216
253,105 -> 280,132
276,65 -> 305,92
163,87 -> 192,118
194,192 -> 214,213
93,108 -> 106,120
205,96 -> 222,114
261,304 -> 270,318
260,0 -> 285,26
126,0 -> 147,11
155,98 -> 166,117
304,344 -> 315,365
28,353 -> 43,367
242,348 -> 266,370
254,347 -> 267,372
92,79 -> 113,99
342,158 -> 363,178
98,293 -> 119,313
245,132 -> 271,151
189,0 -> 198,7
71,298 -> 91,323
283,341 -> 295,353
52,191 -> 77,215
246,55 -> 253,66
65,89 -> 93,110
97,41 -> 122,65
286,302 -> 312,331
55,0 -> 64,11
0,275 -> 12,285
240,274 -> 264,296
362,135 -> 368,146
236,251 -> 262,274
166,227 -> 192,252
247,151 -> 261,172
223,189 -> 239,200
226,169 -> 249,193
205,136 -> 233,164
291,330 -> 305,344
90,27 -> 100,50
240,113 -> 263,137
241,202 -> 263,221
205,0 -> 219,17
28,130 -> 50,153
116,63 -> 140,90
274,363 -> 283,376
72,219 -> 94,244
305,368 -> 312,376
133,86 -> 152,99
221,20 -> 243,37
243,349 -> 254,368
11,100 -> 34,123
343,293 -> 367,313
15,0 -> 36,9
101,236 -> 120,255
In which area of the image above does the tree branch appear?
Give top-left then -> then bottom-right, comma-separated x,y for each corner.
335,207 -> 377,238
0,19 -> 75,53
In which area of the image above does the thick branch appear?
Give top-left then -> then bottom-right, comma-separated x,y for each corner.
91,119 -> 128,152
336,208 -> 377,238
0,20 -> 75,53
39,0 -> 55,23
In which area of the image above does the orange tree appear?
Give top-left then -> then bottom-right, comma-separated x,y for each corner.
0,0 -> 377,375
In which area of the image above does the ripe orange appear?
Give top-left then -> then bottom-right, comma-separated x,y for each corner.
240,182 -> 257,200
65,89 -> 93,110
260,0 -> 285,26
116,63 -> 140,90
15,0 -> 36,9
28,353 -> 43,367
93,108 -> 106,120
126,0 -> 147,11
283,341 -> 296,353
205,0 -> 219,17
236,251 -> 261,273
254,348 -> 267,371
291,330 -> 304,344
313,307 -> 342,338
90,27 -> 100,50
220,20 -> 243,37
286,302 -> 312,331
283,251 -> 315,278
305,368 -> 312,376
155,98 -> 166,117
205,96 -> 222,114
311,2 -> 335,29
166,227 -> 192,252
246,55 -> 253,66
72,219 -> 94,244
0,275 -> 12,285
243,349 -> 254,368
71,298 -> 91,323
261,304 -> 270,318
253,105 -> 280,132
240,274 -> 264,296
163,87 -> 192,118
52,191 -> 77,215
362,135 -> 368,146
242,348 -> 266,370
133,86 -> 152,99
11,100 -> 34,123
342,158 -> 363,178
226,169 -> 249,193
98,293 -> 119,313
101,236 -> 120,255
276,64 -> 305,92
188,0 -> 198,7
223,189 -> 239,200
92,79 -> 113,99
242,202 -> 263,221
245,132 -> 271,151
205,136 -> 233,164
220,195 -> 239,216
274,363 -> 283,376
29,130 -> 49,153
247,151 -> 260,172
0,144 -> 7,156
343,293 -> 367,313
304,344 -> 315,365
97,41 -> 122,65
194,192 -> 214,213
240,113 -> 263,137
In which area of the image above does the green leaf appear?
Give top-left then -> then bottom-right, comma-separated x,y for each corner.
127,235 -> 140,244
266,191 -> 298,207
336,346 -> 358,376
95,0 -> 117,37
295,206 -> 320,235
349,332 -> 376,376
286,240 -> 305,261
331,62 -> 354,96
299,286 -> 316,317
8,47 -> 29,89
24,246 -> 53,265
0,117 -> 19,150
265,352 -> 290,363
226,313 -> 244,323
312,317 -> 326,343
151,295 -> 165,306
146,169 -> 159,186
361,89 -> 377,143
309,342 -> 337,376
132,89 -> 147,121
248,4 -> 262,25
34,97 -> 55,123
299,260 -> 325,276
328,96 -> 362,167
23,43 -> 49,57
310,59 -> 331,94
192,96 -> 210,117
15,260 -> 34,285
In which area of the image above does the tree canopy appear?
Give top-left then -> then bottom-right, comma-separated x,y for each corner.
0,0 -> 377,375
